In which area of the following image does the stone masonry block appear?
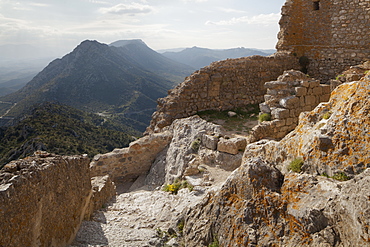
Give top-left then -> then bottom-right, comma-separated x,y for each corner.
259,103 -> 271,113
320,84 -> 331,94
280,96 -> 299,109
313,86 -> 323,95
271,108 -> 290,119
202,134 -> 219,150
286,117 -> 295,126
309,80 -> 320,88
300,80 -> 310,87
273,119 -> 286,128
295,87 -> 307,97
305,95 -> 316,106
320,94 -> 331,102
217,137 -> 247,155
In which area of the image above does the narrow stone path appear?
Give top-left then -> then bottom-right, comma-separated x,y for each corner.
71,166 -> 232,247
71,189 -> 203,247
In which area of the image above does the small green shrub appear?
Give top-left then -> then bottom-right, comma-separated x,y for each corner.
258,113 -> 271,122
209,236 -> 220,247
321,172 -> 329,178
177,219 -> 185,234
322,111 -> 332,120
288,158 -> 304,173
163,179 -> 193,194
335,74 -> 345,80
331,172 -> 349,181
191,138 -> 201,151
321,172 -> 349,181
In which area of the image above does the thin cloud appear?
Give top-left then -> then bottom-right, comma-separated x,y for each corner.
206,13 -> 280,26
83,0 -> 109,4
217,7 -> 246,14
29,3 -> 50,7
99,3 -> 153,15
182,0 -> 208,2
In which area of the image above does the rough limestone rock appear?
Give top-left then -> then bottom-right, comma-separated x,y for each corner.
146,115 -> 225,187
217,137 -> 247,155
90,131 -> 173,181
84,175 -> 116,220
182,158 -> 370,247
0,152 -> 91,247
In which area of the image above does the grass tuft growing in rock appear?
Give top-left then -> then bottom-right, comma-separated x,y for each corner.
331,172 -> 349,181
321,172 -> 349,181
288,158 -> 304,173
322,111 -> 332,120
209,236 -> 220,247
191,138 -> 201,151
258,113 -> 271,122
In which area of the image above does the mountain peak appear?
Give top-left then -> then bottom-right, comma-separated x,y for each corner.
109,39 -> 147,48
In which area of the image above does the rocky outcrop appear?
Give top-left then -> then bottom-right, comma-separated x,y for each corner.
181,72 -> 370,246
250,70 -> 331,142
90,132 -> 173,181
146,52 -> 300,133
0,152 -> 91,247
146,115 -> 244,188
183,158 -> 370,247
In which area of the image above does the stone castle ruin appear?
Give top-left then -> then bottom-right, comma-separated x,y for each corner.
147,0 -> 370,133
1,0 -> 370,246
277,0 -> 370,82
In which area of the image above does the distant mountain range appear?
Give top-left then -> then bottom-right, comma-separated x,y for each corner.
0,57 -> 53,97
161,46 -> 275,69
0,39 -> 193,132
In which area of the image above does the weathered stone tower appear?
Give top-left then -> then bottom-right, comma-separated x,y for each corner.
277,0 -> 370,82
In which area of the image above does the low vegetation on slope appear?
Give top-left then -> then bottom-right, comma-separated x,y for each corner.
197,104 -> 259,135
0,102 -> 138,168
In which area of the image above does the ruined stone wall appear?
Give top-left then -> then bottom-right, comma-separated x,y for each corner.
90,132 -> 173,181
250,70 -> 331,142
277,0 -> 370,82
146,52 -> 300,133
0,153 -> 91,247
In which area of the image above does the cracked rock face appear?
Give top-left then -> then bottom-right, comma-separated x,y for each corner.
182,158 -> 370,247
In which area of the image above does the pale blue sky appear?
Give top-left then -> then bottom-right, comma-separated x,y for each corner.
0,0 -> 286,54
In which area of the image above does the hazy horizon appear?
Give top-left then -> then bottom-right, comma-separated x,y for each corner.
0,0 -> 285,59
